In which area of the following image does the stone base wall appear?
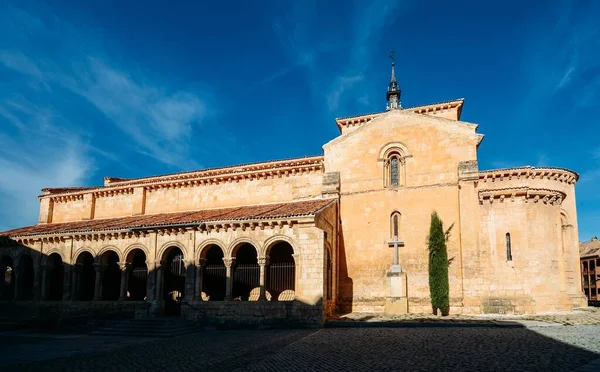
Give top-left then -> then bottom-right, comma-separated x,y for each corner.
182,300 -> 324,329
0,301 -> 150,329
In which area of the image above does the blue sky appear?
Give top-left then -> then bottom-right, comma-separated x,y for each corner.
0,0 -> 599,240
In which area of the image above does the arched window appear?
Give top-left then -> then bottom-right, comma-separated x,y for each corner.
506,233 -> 513,261
390,212 -> 401,239
385,152 -> 404,188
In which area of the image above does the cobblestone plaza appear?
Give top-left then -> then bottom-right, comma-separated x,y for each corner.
2,322 -> 600,372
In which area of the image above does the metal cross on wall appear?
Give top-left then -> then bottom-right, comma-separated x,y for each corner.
388,235 -> 405,272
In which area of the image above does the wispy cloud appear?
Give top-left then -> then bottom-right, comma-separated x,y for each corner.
0,4 -> 213,169
0,97 -> 95,231
0,2 -> 215,229
268,0 -> 408,113
522,1 -> 600,108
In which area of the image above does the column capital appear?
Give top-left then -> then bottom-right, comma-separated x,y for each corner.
183,259 -> 196,266
258,256 -> 269,266
222,257 -> 235,268
93,263 -> 104,272
118,262 -> 130,271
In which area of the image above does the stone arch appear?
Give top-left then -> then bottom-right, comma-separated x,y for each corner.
197,239 -> 227,261
73,247 -> 97,264
158,241 -> 187,262
162,245 -> 186,315
228,237 -> 261,258
97,246 -> 123,263
125,247 -> 148,301
378,141 -> 410,160
390,211 -> 402,239
98,248 -> 121,300
560,209 -> 570,226
124,244 -> 150,263
265,239 -> 296,301
0,255 -> 15,300
230,239 -> 260,301
201,244 -> 226,301
47,253 -> 64,301
17,254 -> 35,300
42,250 -> 64,265
75,250 -> 96,301
262,235 -> 298,258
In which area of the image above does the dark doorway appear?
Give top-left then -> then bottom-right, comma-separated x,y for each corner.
232,244 -> 259,301
202,245 -> 226,301
267,242 -> 296,301
47,253 -> 64,301
101,251 -> 121,301
77,252 -> 96,301
128,250 -> 147,301
163,247 -> 185,316
1,255 -> 14,300
19,255 -> 34,300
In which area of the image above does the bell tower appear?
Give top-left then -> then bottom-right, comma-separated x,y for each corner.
386,50 -> 401,110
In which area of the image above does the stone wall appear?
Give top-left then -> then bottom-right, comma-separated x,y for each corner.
0,301 -> 150,329
460,172 -> 587,314
181,300 -> 324,328
325,110 -> 480,313
42,168 -> 323,223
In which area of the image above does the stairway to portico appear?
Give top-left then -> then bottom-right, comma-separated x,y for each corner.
90,317 -> 200,338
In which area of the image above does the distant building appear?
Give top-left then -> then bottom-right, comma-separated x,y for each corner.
580,237 -> 600,303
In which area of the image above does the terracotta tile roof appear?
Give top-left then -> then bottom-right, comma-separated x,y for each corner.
580,238 -> 600,258
0,199 -> 336,238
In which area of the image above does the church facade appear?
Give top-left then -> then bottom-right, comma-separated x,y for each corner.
0,66 -> 587,326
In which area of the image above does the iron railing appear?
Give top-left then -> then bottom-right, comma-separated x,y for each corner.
232,264 -> 259,300
267,263 -> 295,301
203,264 -> 226,301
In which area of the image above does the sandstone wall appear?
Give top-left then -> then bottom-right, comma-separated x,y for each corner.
460,173 -> 586,314
41,171 -> 323,223
325,110 -> 480,313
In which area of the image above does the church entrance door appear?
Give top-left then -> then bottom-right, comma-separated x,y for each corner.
163,247 -> 185,316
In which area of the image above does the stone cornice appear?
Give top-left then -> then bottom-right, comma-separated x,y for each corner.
478,166 -> 578,185
334,98 -> 465,131
40,156 -> 324,199
478,187 -> 566,205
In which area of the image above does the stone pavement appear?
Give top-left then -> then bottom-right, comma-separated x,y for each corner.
328,306 -> 600,325
1,321 -> 600,372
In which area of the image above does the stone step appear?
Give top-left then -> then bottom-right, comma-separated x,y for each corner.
90,317 -> 200,338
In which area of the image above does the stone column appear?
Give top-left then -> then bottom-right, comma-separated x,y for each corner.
13,266 -> 21,300
62,264 -> 72,301
145,260 -> 156,302
155,262 -> 164,301
223,258 -> 234,301
195,259 -> 205,300
71,264 -> 82,301
40,264 -> 49,301
93,263 -> 102,300
184,259 -> 196,303
118,262 -> 129,301
33,258 -> 43,301
292,254 -> 301,299
258,256 -> 268,301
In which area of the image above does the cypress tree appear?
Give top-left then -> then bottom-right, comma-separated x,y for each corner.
428,211 -> 449,315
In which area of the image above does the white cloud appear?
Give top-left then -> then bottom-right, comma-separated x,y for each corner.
327,74 -> 364,111
0,3 -> 215,230
0,99 -> 94,231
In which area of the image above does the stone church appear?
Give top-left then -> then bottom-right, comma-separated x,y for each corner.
0,62 -> 587,327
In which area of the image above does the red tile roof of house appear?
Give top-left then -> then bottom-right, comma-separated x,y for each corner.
0,198 -> 336,238
580,237 -> 600,258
